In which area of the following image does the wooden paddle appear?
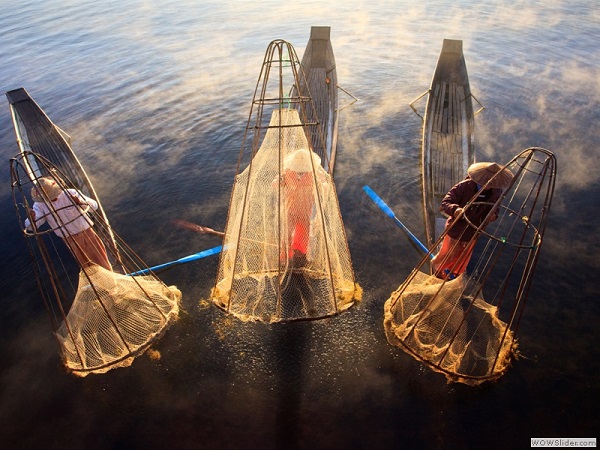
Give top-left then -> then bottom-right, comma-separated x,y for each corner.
171,219 -> 225,237
172,219 -> 282,248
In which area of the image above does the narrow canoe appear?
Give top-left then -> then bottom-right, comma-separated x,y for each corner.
415,39 -> 478,250
300,26 -> 339,174
6,87 -> 119,258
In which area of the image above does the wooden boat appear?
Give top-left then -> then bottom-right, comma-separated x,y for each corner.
410,39 -> 483,250
299,26 -> 339,174
6,87 -> 119,258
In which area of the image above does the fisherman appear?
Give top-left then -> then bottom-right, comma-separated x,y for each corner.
24,176 -> 112,271
431,162 -> 514,279
280,148 -> 328,266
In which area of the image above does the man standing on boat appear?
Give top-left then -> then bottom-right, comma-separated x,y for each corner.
279,148 -> 328,266
24,175 -> 112,271
431,162 -> 513,278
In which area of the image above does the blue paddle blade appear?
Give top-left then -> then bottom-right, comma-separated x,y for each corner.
128,245 -> 223,276
363,185 -> 430,256
363,185 -> 396,220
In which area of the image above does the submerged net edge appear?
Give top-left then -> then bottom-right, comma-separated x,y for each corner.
56,271 -> 182,377
383,282 -> 519,387
210,278 -> 361,324
61,302 -> 180,377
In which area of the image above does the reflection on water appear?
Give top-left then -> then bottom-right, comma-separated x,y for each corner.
0,0 -> 599,449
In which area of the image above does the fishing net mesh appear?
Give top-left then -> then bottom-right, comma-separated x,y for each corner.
212,108 -> 359,322
384,272 -> 514,385
57,266 -> 180,375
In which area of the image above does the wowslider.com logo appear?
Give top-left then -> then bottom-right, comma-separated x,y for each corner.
531,438 -> 596,447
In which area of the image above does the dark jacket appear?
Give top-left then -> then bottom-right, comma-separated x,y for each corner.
440,178 -> 502,241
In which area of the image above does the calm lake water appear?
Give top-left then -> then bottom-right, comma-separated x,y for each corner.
0,1 -> 598,449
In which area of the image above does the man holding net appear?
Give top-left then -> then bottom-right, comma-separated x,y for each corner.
431,162 -> 513,279
280,148 -> 328,266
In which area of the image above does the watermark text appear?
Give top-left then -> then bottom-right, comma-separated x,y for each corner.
531,438 -> 596,447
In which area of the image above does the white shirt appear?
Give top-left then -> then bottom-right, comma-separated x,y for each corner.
25,189 -> 98,238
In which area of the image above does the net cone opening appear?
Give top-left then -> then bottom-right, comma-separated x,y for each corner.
211,39 -> 360,323
10,152 -> 181,376
385,147 -> 556,385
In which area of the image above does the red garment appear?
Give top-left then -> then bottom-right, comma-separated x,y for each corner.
431,234 -> 476,277
283,170 -> 315,256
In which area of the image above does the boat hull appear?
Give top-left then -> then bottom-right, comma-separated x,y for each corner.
421,39 -> 476,249
300,26 -> 339,174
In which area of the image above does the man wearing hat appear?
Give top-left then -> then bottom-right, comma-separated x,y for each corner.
24,176 -> 112,271
431,162 -> 514,278
280,148 -> 328,264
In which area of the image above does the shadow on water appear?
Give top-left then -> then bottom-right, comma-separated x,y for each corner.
269,319 -> 312,449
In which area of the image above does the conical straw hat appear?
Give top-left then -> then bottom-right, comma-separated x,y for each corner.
467,162 -> 514,189
284,148 -> 321,173
31,176 -> 62,202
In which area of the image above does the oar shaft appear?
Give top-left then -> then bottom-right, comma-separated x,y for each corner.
171,219 -> 225,237
128,245 -> 223,276
363,185 -> 431,256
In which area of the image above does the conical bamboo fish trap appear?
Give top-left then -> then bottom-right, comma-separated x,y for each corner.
211,39 -> 360,323
10,152 -> 180,377
384,147 -> 556,385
